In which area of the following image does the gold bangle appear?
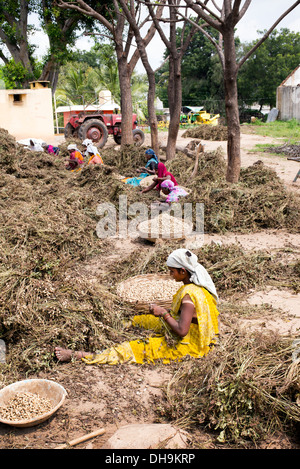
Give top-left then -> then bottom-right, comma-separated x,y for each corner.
163,314 -> 171,321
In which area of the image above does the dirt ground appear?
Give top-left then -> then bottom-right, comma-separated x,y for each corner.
0,128 -> 299,450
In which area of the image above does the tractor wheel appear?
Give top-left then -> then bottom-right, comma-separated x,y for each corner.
64,123 -> 75,139
113,134 -> 122,145
132,128 -> 145,146
78,119 -> 108,148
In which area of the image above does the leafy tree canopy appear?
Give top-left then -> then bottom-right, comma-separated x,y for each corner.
237,28 -> 300,108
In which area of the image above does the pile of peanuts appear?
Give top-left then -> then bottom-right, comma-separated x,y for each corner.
0,391 -> 52,421
117,276 -> 179,303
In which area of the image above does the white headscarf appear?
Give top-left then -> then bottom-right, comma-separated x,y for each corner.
166,248 -> 218,302
86,143 -> 99,155
82,139 -> 93,146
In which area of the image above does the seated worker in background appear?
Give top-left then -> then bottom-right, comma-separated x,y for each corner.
86,143 -> 104,165
141,162 -> 178,195
54,249 -> 219,365
82,138 -> 93,153
65,144 -> 84,171
18,138 -> 45,152
123,148 -> 159,186
137,148 -> 159,176
29,139 -> 45,152
42,143 -> 60,155
159,180 -> 188,205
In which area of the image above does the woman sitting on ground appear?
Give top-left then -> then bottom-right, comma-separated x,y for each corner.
42,143 -> 60,155
65,144 -> 84,171
141,162 -> 178,196
55,249 -> 219,365
159,180 -> 188,205
86,143 -> 104,165
137,148 -> 159,176
123,149 -> 159,186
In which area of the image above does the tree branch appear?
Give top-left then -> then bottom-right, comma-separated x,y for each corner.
238,0 -> 300,70
55,0 -> 113,32
176,10 -> 224,68
183,0 -> 223,31
237,0 -> 251,22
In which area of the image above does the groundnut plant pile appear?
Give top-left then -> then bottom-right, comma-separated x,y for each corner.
0,127 -> 299,372
0,127 -> 299,446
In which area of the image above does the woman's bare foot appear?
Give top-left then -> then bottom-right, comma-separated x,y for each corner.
55,347 -> 88,362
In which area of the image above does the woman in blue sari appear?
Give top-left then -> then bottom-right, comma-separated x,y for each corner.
137,149 -> 159,176
123,149 -> 159,186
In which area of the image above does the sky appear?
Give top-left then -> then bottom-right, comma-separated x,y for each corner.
30,0 -> 300,74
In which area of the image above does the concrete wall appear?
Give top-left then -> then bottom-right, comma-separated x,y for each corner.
0,88 -> 54,140
277,85 -> 300,121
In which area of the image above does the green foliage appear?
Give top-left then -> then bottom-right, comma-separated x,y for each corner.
155,24 -> 224,108
0,60 -> 37,89
238,28 -> 300,107
55,62 -> 98,106
0,0 -> 105,89
56,45 -> 148,115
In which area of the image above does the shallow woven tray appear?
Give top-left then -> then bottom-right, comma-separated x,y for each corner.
139,175 -> 156,188
116,274 -> 179,312
137,213 -> 193,243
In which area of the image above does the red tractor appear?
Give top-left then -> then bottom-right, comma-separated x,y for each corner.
64,112 -> 145,148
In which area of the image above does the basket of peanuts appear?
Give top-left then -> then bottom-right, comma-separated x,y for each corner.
137,212 -> 193,243
116,274 -> 180,312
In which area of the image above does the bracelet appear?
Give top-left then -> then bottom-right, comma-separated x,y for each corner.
163,313 -> 171,321
162,310 -> 170,318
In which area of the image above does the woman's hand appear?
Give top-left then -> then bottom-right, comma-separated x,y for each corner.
149,303 -> 167,317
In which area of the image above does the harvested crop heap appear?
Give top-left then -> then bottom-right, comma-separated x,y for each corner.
0,128 -> 299,447
264,142 -> 300,157
166,151 -> 300,233
182,124 -> 228,140
0,127 -> 299,373
158,330 -> 300,445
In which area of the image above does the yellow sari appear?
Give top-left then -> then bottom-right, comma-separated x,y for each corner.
83,284 -> 219,366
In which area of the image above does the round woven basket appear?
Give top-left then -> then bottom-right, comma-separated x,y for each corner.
116,274 -> 179,312
139,175 -> 156,188
137,213 -> 193,243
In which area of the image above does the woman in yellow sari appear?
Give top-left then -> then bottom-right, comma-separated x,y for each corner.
55,249 -> 219,365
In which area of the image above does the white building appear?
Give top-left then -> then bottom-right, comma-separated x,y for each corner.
276,65 -> 300,121
0,81 -> 54,140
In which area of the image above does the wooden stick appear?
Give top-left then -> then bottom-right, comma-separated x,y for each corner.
191,143 -> 204,179
55,427 -> 106,449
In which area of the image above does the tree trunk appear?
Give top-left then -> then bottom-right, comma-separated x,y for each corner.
166,54 -> 182,160
147,70 -> 160,155
131,26 -> 159,154
117,55 -> 134,146
117,0 -> 164,156
223,28 -> 240,183
39,59 -> 60,95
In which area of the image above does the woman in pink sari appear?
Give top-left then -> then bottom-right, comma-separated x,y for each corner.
141,162 -> 178,195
